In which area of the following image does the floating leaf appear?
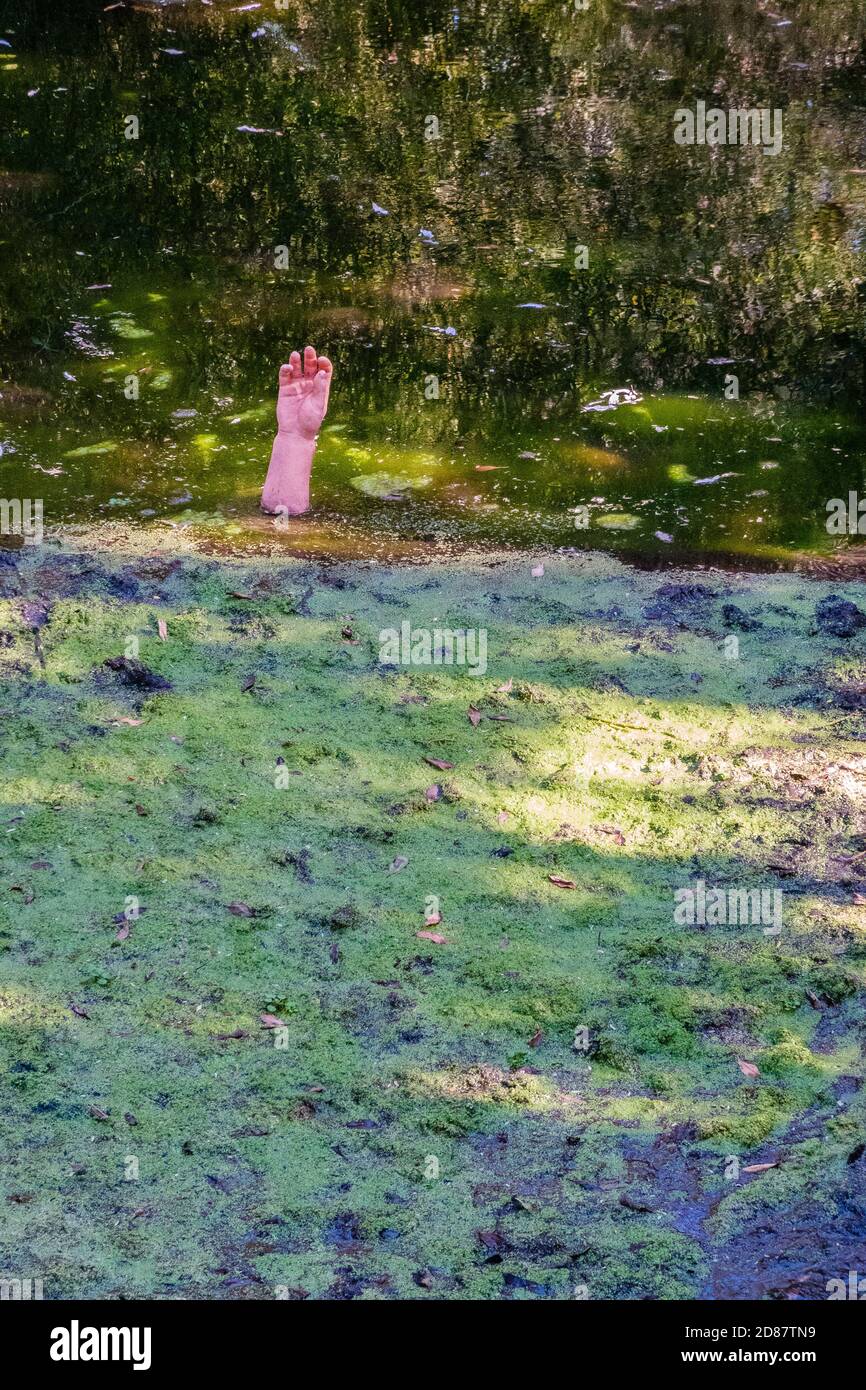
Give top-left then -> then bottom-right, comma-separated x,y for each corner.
595,512 -> 640,530
109,318 -> 153,340
64,440 -> 118,458
349,471 -> 433,499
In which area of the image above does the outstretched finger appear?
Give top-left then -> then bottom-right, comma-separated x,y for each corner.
303,344 -> 318,377
316,356 -> 333,407
288,350 -> 302,381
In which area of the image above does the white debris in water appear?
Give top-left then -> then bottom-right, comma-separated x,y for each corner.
581,386 -> 643,413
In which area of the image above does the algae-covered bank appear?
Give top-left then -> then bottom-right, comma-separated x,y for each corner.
1,525 -> 865,1300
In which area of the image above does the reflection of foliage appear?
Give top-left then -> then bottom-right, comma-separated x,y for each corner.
1,0 -> 865,401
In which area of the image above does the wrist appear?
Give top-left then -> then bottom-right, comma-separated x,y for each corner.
276,428 -> 318,447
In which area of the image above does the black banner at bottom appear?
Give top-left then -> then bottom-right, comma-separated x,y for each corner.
7,1295 -> 860,1375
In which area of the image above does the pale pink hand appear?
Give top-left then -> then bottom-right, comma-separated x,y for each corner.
276,345 -> 333,439
262,345 -> 333,515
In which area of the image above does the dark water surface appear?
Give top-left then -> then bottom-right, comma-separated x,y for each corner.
1,0 -> 866,566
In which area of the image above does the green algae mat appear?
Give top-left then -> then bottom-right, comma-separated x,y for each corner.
1,529 -> 865,1299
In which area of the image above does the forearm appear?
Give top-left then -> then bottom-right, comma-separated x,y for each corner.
261,432 -> 317,515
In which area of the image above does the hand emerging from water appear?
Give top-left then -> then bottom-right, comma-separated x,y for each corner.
276,346 -> 333,439
262,345 -> 333,515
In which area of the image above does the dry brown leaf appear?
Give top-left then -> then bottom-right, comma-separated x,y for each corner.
737,1057 -> 761,1078
742,1161 -> 778,1174
389,855 -> 409,873
424,757 -> 454,770
528,1027 -> 543,1048
497,678 -> 513,693
157,618 -> 168,641
115,922 -> 130,942
468,706 -> 482,727
416,930 -> 448,944
259,1013 -> 285,1029
548,874 -> 577,890
425,784 -> 442,801
424,912 -> 442,927
476,1229 -> 506,1252
531,563 -> 544,578
227,901 -> 256,917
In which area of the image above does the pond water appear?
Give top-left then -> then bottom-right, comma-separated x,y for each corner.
1,0 -> 866,569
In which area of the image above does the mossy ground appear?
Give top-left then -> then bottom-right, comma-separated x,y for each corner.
1,525 -> 865,1299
